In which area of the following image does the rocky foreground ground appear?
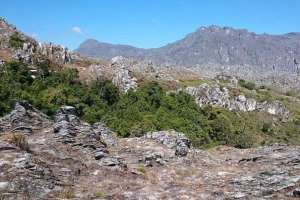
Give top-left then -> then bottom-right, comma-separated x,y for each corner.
0,102 -> 300,200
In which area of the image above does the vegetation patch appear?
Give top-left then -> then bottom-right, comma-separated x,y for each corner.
238,79 -> 256,90
1,61 -> 300,149
8,133 -> 30,152
9,33 -> 25,49
137,165 -> 147,174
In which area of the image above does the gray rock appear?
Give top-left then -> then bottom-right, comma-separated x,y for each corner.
94,151 -> 107,160
93,122 -> 117,146
0,142 -> 17,151
140,151 -> 165,167
0,101 -> 50,133
53,106 -> 109,161
186,84 -> 289,121
111,56 -> 138,92
0,182 -> 9,191
145,130 -> 191,156
0,18 -> 74,66
175,145 -> 189,157
292,188 -> 300,197
98,157 -> 127,168
53,106 -> 81,137
56,106 -> 77,116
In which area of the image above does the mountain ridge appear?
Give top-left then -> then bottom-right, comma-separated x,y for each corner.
77,25 -> 300,51
76,25 -> 300,72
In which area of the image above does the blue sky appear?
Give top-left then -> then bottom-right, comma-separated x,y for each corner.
2,0 -> 300,50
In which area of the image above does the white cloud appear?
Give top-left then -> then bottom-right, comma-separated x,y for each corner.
72,26 -> 83,34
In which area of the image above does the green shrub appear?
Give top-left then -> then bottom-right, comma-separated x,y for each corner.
238,79 -> 256,90
91,77 -> 120,105
9,33 -> 25,49
1,61 -> 300,149
94,191 -> 104,198
285,90 -> 297,97
262,123 -> 272,133
137,165 -> 146,174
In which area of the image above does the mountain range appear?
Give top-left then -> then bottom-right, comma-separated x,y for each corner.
1,16 -> 300,200
76,26 -> 300,73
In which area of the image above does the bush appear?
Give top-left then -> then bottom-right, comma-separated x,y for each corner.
9,33 -> 25,49
1,60 -> 299,149
262,123 -> 272,133
285,90 -> 297,97
91,77 -> 120,105
231,131 -> 255,149
137,165 -> 146,174
238,79 -> 256,90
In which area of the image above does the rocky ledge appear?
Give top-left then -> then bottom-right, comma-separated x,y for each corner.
186,83 -> 290,121
0,102 -> 300,199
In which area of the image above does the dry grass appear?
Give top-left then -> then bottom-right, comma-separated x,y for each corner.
0,49 -> 13,61
8,133 -> 30,152
61,187 -> 74,199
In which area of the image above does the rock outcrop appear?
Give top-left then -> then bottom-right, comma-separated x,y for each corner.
144,130 -> 191,157
186,83 -> 290,121
53,106 -> 123,168
0,17 -> 73,66
0,101 -> 50,134
111,56 -> 138,92
0,103 -> 300,199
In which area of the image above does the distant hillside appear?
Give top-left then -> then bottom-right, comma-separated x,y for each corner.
77,39 -> 147,59
76,26 -> 300,73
